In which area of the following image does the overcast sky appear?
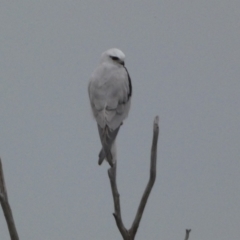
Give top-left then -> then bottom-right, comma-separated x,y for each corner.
0,1 -> 240,239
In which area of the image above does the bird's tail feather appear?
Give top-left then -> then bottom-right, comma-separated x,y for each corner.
98,125 -> 120,166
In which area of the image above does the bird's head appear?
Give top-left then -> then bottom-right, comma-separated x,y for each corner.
100,48 -> 125,66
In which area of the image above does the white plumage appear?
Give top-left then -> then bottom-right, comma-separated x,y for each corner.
88,48 -> 132,166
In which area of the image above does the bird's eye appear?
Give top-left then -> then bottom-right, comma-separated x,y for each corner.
110,56 -> 119,61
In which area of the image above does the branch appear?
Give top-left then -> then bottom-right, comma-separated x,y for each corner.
0,158 -> 19,240
108,164 -> 130,239
184,229 -> 191,240
108,116 -> 159,240
129,116 -> 159,236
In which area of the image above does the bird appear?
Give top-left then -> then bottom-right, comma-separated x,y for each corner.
88,48 -> 132,167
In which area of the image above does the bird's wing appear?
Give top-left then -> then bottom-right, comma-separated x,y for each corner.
88,64 -> 132,130
97,124 -> 120,166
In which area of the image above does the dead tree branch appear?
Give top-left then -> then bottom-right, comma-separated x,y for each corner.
0,158 -> 19,240
108,116 -> 159,240
184,229 -> 191,240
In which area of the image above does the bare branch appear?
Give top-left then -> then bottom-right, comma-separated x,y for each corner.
108,164 -> 130,239
108,116 -> 159,240
184,229 -> 191,240
130,116 -> 159,237
0,158 -> 19,240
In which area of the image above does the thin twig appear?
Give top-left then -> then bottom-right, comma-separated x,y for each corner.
0,158 -> 19,240
184,229 -> 191,240
108,116 -> 159,240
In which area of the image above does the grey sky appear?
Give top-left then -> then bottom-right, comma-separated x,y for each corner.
0,1 -> 240,239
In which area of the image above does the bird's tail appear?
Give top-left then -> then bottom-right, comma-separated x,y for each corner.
97,125 -> 120,167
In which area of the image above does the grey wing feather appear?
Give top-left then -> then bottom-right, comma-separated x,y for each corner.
97,124 -> 120,166
88,65 -> 131,130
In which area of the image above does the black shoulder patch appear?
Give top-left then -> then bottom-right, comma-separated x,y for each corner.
124,67 -> 132,100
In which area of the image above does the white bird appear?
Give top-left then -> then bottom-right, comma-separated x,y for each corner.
88,48 -> 132,167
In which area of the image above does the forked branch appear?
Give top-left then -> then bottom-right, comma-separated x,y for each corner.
184,229 -> 191,240
0,158 -> 19,240
108,116 -> 159,240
